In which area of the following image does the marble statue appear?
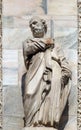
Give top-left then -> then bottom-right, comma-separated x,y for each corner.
23,16 -> 72,129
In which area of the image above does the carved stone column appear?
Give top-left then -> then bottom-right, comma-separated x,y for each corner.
78,1 -> 81,130
0,0 -> 2,129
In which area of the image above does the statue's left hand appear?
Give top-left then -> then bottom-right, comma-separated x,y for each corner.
61,69 -> 72,87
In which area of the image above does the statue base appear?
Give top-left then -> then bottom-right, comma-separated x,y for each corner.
22,127 -> 57,130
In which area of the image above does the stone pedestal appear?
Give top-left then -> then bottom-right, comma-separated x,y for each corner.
22,127 -> 57,130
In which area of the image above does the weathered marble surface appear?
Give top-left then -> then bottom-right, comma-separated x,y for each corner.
2,34 -> 77,130
18,50 -> 26,88
2,15 -> 77,29
3,116 -> 24,130
3,50 -> 18,85
19,48 -> 77,129
2,1 -> 77,128
2,18 -> 77,49
47,0 -> 77,15
3,0 -> 77,16
64,117 -> 77,130
3,86 -> 24,117
22,127 -> 57,130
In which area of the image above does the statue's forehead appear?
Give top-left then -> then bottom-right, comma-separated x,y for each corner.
30,17 -> 42,24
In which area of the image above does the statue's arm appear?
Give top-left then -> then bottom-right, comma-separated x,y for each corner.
23,39 -> 47,69
57,46 -> 72,85
57,46 -> 71,70
23,39 -> 48,54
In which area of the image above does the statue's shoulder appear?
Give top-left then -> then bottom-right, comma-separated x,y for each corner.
23,37 -> 32,44
23,37 -> 32,47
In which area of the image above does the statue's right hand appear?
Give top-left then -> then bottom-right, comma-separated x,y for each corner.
44,38 -> 54,45
41,38 -> 54,49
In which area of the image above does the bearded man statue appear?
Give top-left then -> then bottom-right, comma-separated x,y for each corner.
22,16 -> 72,129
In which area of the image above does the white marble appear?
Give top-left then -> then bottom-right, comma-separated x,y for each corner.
3,50 -> 18,85
22,127 -> 57,130
64,117 -> 77,130
64,49 -> 77,86
48,0 -> 77,15
2,23 -> 77,49
2,1 -> 77,129
3,0 -> 77,16
18,50 -> 26,88
3,86 -> 24,117
3,116 -> 24,130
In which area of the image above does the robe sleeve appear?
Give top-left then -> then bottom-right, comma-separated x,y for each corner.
56,46 -> 72,79
23,39 -> 47,69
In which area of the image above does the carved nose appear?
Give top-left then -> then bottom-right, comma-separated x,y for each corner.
36,26 -> 42,30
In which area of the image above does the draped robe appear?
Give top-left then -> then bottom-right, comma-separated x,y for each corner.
23,38 -> 72,127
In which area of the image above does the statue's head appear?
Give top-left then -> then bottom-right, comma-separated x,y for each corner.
29,16 -> 47,38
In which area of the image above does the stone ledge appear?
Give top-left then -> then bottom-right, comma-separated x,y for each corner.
22,127 -> 57,130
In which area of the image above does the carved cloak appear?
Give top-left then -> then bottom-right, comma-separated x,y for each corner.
23,38 -> 71,127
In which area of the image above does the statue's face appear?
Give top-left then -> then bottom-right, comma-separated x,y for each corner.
30,17 -> 46,38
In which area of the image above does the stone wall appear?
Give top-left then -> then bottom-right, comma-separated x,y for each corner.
2,1 -> 77,130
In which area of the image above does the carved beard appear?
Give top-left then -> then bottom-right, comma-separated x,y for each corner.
31,27 -> 45,38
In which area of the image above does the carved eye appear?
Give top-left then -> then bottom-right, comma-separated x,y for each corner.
32,21 -> 37,25
29,21 -> 37,28
41,19 -> 46,25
